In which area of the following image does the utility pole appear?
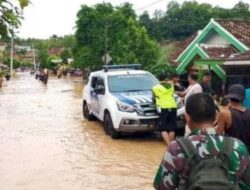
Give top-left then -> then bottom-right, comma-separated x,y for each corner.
104,25 -> 108,66
10,32 -> 14,76
32,46 -> 36,70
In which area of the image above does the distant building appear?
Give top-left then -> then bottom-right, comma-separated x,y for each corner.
0,42 -> 7,52
15,45 -> 32,52
172,18 -> 250,93
22,50 -> 36,63
48,47 -> 63,56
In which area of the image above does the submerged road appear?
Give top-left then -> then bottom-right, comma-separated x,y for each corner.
0,72 -> 165,190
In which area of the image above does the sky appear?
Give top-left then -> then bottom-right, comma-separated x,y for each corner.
17,0 -> 250,39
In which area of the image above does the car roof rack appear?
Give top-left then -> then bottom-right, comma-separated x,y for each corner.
103,64 -> 141,72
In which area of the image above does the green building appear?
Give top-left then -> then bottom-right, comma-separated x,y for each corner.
172,19 -> 250,94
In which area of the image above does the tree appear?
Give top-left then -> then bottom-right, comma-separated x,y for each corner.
231,1 -> 250,19
32,40 -> 49,68
234,1 -> 249,10
60,49 -> 72,63
139,11 -> 165,41
0,0 -> 29,38
74,3 -> 158,70
150,44 -> 175,76
164,1 -> 213,40
2,56 -> 21,69
139,11 -> 153,35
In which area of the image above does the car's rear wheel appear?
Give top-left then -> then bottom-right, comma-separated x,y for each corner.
83,101 -> 94,121
104,112 -> 119,139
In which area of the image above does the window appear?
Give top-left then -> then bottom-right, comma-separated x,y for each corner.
91,77 -> 98,89
108,73 -> 158,93
91,76 -> 105,94
96,77 -> 104,88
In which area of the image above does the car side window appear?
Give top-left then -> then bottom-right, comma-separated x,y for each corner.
96,77 -> 105,88
91,77 -> 98,89
95,77 -> 105,94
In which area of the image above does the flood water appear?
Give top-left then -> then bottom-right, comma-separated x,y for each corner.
0,72 -> 165,190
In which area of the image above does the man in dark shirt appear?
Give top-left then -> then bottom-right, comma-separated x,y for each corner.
171,74 -> 185,92
217,84 -> 250,151
200,71 -> 214,95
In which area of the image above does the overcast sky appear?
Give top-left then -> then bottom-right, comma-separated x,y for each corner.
17,0 -> 249,39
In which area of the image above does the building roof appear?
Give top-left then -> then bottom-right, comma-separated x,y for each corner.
49,47 -> 62,55
173,19 -> 250,80
227,50 -> 250,60
216,19 -> 250,48
25,51 -> 35,58
201,46 -> 237,58
170,32 -> 198,62
172,19 -> 250,63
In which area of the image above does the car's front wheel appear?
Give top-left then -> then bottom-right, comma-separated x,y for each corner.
104,112 -> 119,139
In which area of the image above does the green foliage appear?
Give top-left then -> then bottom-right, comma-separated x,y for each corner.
45,55 -> 59,69
74,3 -> 158,70
27,40 -> 49,69
167,1 -> 213,40
18,35 -> 75,69
0,0 -> 30,38
139,11 -> 153,36
149,44 -> 175,76
60,49 -> 72,63
2,56 -> 21,69
21,60 -> 33,68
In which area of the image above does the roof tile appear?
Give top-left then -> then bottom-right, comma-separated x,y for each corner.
170,32 -> 198,62
201,46 -> 237,58
216,19 -> 250,47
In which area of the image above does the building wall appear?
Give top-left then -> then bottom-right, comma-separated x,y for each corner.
203,31 -> 229,46
223,65 -> 250,90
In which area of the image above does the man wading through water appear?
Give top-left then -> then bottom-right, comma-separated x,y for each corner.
154,93 -> 250,190
152,73 -> 177,147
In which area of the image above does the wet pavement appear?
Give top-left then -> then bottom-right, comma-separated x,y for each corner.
0,72 -> 165,190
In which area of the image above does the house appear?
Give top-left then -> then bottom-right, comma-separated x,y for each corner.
15,45 -> 31,52
48,47 -> 63,56
22,50 -> 36,63
172,18 -> 250,94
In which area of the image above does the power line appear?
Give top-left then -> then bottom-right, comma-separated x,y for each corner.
136,0 -> 166,11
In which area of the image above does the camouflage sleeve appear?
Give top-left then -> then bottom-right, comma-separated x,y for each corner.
240,163 -> 250,190
235,140 -> 250,190
153,141 -> 185,190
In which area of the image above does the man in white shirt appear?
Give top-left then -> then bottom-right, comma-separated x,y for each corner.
176,73 -> 203,134
177,73 -> 203,104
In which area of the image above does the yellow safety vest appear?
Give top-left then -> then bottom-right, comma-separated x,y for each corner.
152,83 -> 177,109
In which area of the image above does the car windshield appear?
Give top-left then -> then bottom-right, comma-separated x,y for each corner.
108,73 -> 158,93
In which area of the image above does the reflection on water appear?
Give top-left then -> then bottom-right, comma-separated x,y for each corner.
0,72 -> 165,190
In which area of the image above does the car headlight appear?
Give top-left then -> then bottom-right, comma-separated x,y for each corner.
117,101 -> 134,112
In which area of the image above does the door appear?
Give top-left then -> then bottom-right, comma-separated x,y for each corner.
90,76 -> 105,119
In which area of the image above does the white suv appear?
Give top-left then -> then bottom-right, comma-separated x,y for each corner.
82,65 -> 160,138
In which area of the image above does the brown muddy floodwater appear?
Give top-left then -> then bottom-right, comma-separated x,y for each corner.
0,72 -> 165,190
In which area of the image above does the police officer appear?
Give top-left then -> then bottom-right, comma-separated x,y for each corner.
152,73 -> 177,147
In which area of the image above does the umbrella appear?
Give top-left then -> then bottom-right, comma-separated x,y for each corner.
51,59 -> 63,64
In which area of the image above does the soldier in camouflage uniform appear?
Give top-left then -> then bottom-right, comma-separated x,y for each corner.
154,93 -> 250,190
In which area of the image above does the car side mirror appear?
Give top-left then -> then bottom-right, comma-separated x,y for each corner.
94,85 -> 105,94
